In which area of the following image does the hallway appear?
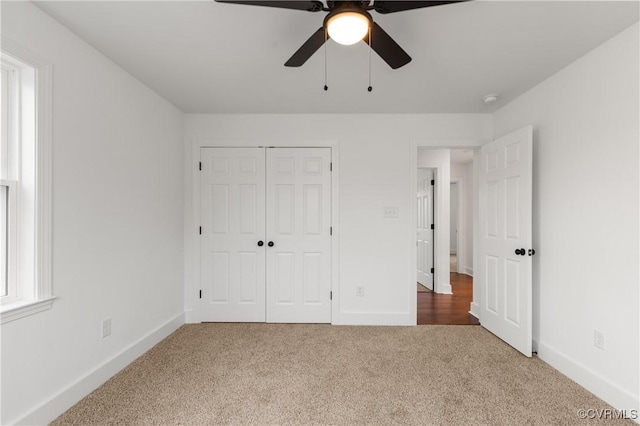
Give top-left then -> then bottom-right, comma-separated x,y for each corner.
417,273 -> 479,325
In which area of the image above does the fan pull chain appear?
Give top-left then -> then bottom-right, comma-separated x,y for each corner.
367,26 -> 373,92
323,29 -> 328,91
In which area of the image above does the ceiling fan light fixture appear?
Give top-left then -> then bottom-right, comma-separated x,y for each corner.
327,11 -> 370,46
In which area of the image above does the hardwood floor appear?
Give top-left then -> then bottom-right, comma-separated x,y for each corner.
417,273 -> 480,325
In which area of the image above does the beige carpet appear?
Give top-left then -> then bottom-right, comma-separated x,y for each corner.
52,324 -> 628,425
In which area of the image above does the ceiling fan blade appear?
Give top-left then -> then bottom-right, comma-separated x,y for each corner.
215,0 -> 324,12
285,27 -> 326,67
373,1 -> 467,14
363,22 -> 411,69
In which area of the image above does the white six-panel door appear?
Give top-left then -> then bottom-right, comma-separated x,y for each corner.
417,169 -> 434,290
199,147 -> 331,323
200,148 -> 266,322
266,148 -> 332,323
479,126 -> 533,356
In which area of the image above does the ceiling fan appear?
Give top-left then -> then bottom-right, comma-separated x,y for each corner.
215,1 -> 467,69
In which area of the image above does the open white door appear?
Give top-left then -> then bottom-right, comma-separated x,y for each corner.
479,126 -> 533,357
417,169 -> 434,290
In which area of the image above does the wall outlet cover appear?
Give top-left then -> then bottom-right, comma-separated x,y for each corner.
593,329 -> 605,350
102,318 -> 112,338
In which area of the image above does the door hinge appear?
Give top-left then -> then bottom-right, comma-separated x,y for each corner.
199,226 -> 202,235
199,162 -> 202,171
330,162 -> 333,171
330,226 -> 333,235
430,224 -> 434,230
431,267 -> 435,273
430,179 -> 435,186
199,290 -> 202,299
330,291 -> 332,300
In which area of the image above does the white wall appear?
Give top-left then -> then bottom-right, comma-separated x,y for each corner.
449,182 -> 458,255
1,3 -> 185,424
493,23 -> 639,414
464,161 -> 474,275
450,161 -> 474,276
471,153 -> 480,317
184,115 -> 492,325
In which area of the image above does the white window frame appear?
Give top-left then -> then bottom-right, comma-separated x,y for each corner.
0,39 -> 54,324
1,180 -> 18,302
2,60 -> 20,304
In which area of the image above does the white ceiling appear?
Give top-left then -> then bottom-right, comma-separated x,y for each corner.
450,149 -> 473,164
34,1 -> 639,114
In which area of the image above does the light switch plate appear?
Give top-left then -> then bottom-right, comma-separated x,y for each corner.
383,207 -> 398,218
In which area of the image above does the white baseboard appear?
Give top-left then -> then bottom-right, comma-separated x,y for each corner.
536,340 -> 640,421
333,311 -> 415,326
469,302 -> 480,319
436,282 -> 452,295
465,267 -> 473,276
184,309 -> 197,323
14,312 -> 185,425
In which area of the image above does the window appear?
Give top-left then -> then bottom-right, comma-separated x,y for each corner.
0,45 -> 54,324
1,60 -> 18,303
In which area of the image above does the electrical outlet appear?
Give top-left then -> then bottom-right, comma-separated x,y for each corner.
356,286 -> 365,297
102,318 -> 112,339
594,329 -> 605,350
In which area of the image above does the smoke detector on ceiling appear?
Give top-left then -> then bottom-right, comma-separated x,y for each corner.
483,94 -> 499,104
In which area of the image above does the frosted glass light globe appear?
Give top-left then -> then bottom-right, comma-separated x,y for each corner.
327,12 -> 369,46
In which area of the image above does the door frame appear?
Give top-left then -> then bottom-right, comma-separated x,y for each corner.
410,140 -> 485,323
186,140 -> 340,324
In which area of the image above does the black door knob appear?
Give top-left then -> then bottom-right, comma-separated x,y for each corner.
268,241 -> 274,247
515,248 -> 525,256
528,249 -> 536,256
257,241 -> 264,247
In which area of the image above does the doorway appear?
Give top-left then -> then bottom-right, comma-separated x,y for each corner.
416,148 -> 477,325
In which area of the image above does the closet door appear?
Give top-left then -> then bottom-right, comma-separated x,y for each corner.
265,148 -> 332,323
199,148 -> 266,322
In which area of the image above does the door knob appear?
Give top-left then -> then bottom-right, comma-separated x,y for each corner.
268,241 -> 274,247
528,249 -> 536,256
515,248 -> 525,256
257,241 -> 264,247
